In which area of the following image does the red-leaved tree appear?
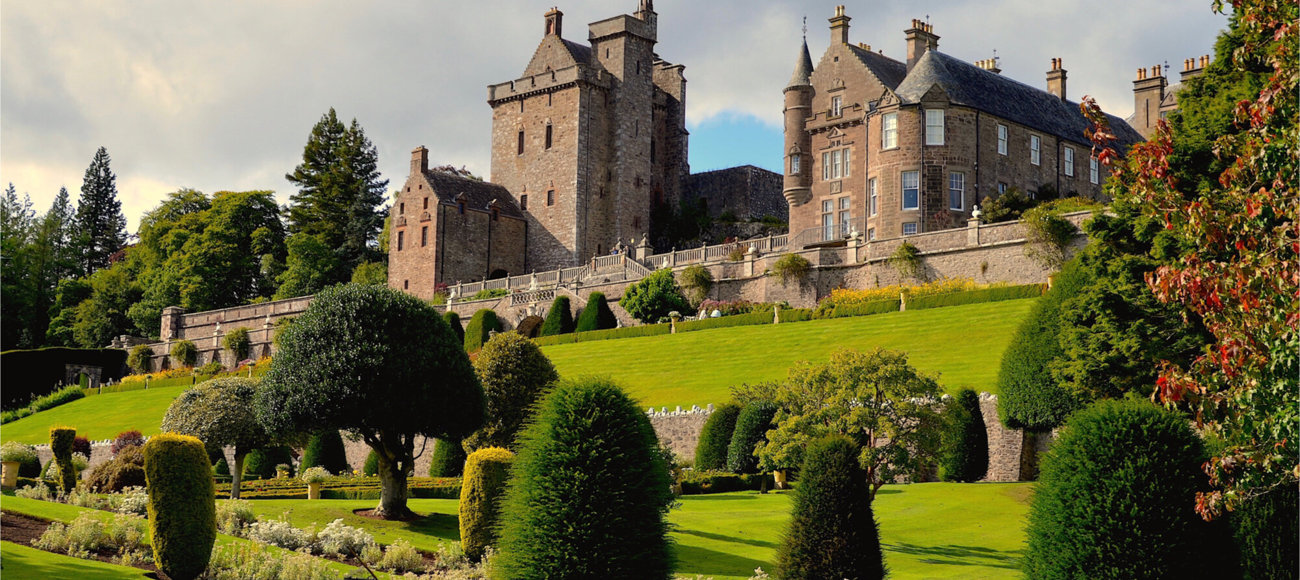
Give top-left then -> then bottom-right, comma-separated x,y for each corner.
1082,0 -> 1297,519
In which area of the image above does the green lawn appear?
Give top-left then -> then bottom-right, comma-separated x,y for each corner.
543,299 -> 1035,408
1,385 -> 190,444
241,482 -> 1032,579
0,541 -> 149,579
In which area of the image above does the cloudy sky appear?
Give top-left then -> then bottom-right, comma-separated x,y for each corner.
2,0 -> 1227,231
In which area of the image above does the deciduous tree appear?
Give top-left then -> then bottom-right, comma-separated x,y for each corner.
161,377 -> 270,499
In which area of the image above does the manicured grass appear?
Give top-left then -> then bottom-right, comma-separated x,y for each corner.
542,298 -> 1036,408
0,541 -> 149,579
0,385 -> 190,444
237,482 -> 1031,579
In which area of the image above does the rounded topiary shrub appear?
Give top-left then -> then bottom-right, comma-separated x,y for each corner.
464,332 -> 559,453
86,444 -> 146,492
464,309 -> 500,352
620,268 -> 692,324
1231,484 -> 1298,579
429,438 -> 467,477
727,402 -> 778,474
171,340 -> 198,368
49,427 -> 77,493
694,403 -> 742,471
363,450 -> 379,477
459,447 -> 514,561
575,292 -> 617,332
777,434 -> 884,580
938,389 -> 989,482
996,257 -> 1088,431
1023,399 -> 1235,579
243,446 -> 294,479
301,430 -> 351,475
493,378 -> 674,578
443,311 -> 465,345
144,433 -> 216,580
539,296 -> 574,336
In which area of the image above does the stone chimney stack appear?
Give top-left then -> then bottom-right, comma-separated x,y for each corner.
1046,57 -> 1067,100
411,146 -> 429,176
1181,54 -> 1209,82
1132,63 -> 1167,139
975,58 -> 1002,74
829,6 -> 851,45
544,7 -> 563,38
905,19 -> 939,72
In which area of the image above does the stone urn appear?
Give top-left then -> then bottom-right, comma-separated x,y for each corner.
307,482 -> 323,500
772,470 -> 788,490
276,466 -> 290,479
1,461 -> 19,487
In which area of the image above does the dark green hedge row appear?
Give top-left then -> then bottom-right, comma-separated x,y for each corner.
678,470 -> 775,495
908,284 -> 1045,310
214,476 -> 461,499
675,311 -> 772,333
2,385 -> 86,424
830,300 -> 901,318
1,347 -> 129,408
777,308 -> 815,323
532,322 -> 672,346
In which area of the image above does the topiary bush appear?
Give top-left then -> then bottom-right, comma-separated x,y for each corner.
493,377 -> 674,578
620,268 -> 692,324
363,450 -> 379,477
459,447 -> 514,561
464,332 -> 559,453
429,438 -> 467,478
144,433 -> 216,580
539,296 -> 575,336
50,427 -> 77,493
463,309 -> 500,352
443,311 -> 465,344
1023,399 -> 1235,579
243,446 -> 294,479
997,257 -> 1088,431
171,340 -> 198,368
1231,484 -> 1298,580
213,457 -> 231,478
694,403 -> 741,471
938,389 -> 989,482
575,292 -> 617,332
85,444 -> 146,492
222,327 -> 252,362
727,402 -> 777,474
301,430 -> 351,475
777,434 -> 885,580
127,344 -> 154,374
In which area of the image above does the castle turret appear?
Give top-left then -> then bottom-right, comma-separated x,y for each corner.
782,38 -> 814,207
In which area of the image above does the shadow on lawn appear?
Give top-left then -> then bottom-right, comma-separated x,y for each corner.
401,511 -> 459,542
675,528 -> 777,549
673,543 -> 772,578
884,542 -> 1021,569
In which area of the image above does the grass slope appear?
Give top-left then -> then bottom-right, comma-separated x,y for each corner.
543,299 -> 1035,408
1,385 -> 190,444
1,541 -> 149,579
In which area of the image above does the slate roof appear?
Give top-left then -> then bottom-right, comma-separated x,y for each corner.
894,50 -> 1144,147
846,44 -> 909,90
422,170 -> 524,219
787,39 -> 814,88
562,39 -> 593,65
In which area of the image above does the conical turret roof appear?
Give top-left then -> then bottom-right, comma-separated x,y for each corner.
787,38 -> 814,88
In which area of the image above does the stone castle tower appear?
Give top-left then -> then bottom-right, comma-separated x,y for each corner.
486,0 -> 688,271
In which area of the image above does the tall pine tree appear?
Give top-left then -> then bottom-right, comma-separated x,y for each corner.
284,109 -> 388,293
76,147 -> 128,275
1,183 -> 37,348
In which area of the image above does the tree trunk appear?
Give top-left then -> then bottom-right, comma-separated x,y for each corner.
231,450 -> 247,500
373,446 -> 413,519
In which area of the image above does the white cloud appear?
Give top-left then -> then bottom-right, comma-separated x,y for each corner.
1,0 -> 1227,230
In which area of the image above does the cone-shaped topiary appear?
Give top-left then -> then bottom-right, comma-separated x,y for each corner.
575,292 -> 618,332
444,311 -> 465,344
144,433 -> 216,580
996,258 -> 1088,431
1231,483 -> 1298,579
301,430 -> 351,475
464,309 -> 501,352
539,296 -> 575,336
1023,399 -> 1236,579
938,389 -> 989,482
459,447 -> 514,561
694,403 -> 741,471
213,457 -> 231,477
49,427 -> 77,493
777,434 -> 885,580
429,438 -> 467,477
243,446 -> 294,479
363,450 -> 379,476
727,402 -> 777,474
464,332 -> 559,453
493,377 -> 674,579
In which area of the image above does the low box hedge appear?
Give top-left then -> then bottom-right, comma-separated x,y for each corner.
678,470 -> 775,495
675,311 -> 773,333
533,322 -> 672,346
907,284 -> 1044,310
776,308 -> 815,323
830,300 -> 901,318
214,476 -> 461,499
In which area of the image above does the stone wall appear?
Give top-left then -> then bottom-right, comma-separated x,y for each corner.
684,165 -> 786,222
646,406 -> 712,461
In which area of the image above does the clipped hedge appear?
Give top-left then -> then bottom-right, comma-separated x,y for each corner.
464,309 -> 501,352
938,389 -> 989,482
2,385 -> 86,424
574,292 -> 617,332
694,403 -> 742,471
678,470 -> 774,495
243,446 -> 294,479
0,347 -> 129,408
214,476 -> 462,500
830,300 -> 901,318
997,260 -> 1088,431
907,283 -> 1045,310
777,434 -> 884,580
1023,399 -> 1234,579
1232,484 -> 1298,579
532,322 -> 671,346
429,438 -> 467,477
727,402 -> 777,474
443,311 -> 465,344
459,447 -> 514,560
144,433 -> 216,580
540,296 -> 575,336
777,307 -> 815,323
50,427 -> 76,493
301,430 -> 351,476
675,310 -> 772,333
363,450 -> 379,477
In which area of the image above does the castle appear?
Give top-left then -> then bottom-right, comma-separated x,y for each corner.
782,7 -> 1144,242
388,1 -> 784,300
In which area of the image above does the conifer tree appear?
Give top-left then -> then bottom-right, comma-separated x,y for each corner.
75,147 -> 128,275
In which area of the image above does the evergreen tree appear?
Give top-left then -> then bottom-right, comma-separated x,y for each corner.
0,184 -> 36,348
75,147 -> 128,275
